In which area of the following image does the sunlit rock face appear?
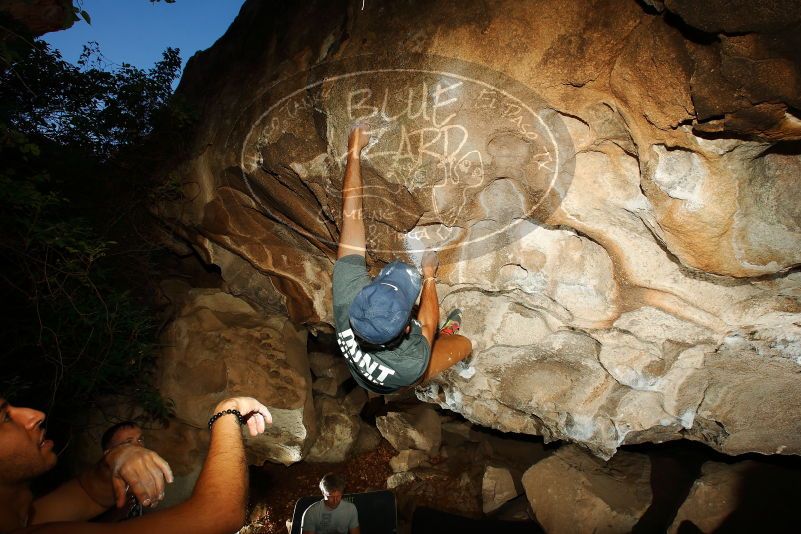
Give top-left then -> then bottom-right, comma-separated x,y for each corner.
158,282 -> 315,465
160,0 -> 801,460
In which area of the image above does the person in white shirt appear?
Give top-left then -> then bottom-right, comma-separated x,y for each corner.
300,473 -> 360,534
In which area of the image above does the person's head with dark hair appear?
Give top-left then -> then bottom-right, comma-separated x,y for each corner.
101,421 -> 143,452
319,472 -> 346,510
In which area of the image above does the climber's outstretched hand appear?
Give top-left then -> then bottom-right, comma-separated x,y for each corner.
338,125 -> 369,259
422,250 -> 439,278
348,124 -> 371,155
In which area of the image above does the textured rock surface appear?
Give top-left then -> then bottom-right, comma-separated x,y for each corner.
159,0 -> 801,459
311,376 -> 338,397
376,405 -> 442,455
668,459 -> 799,533
481,466 -> 518,514
387,413 -> 548,522
522,445 -> 652,533
158,284 -> 315,465
389,449 -> 428,473
668,461 -> 746,534
387,471 -> 417,489
341,387 -> 368,415
306,396 -> 360,462
308,351 -> 352,386
351,423 -> 383,455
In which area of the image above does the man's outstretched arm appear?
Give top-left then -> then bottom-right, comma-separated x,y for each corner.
337,126 -> 371,259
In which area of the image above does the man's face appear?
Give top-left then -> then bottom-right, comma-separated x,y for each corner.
322,489 -> 343,509
0,399 -> 57,485
108,426 -> 144,449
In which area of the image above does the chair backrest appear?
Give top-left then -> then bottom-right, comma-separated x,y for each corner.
290,490 -> 397,534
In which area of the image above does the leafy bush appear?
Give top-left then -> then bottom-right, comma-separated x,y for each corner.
0,38 -> 188,429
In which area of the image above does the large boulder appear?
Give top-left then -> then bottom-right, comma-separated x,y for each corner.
522,445 -> 652,533
376,405 -> 442,455
389,449 -> 429,473
668,459 -> 800,533
158,284 -> 315,466
481,466 -> 518,514
305,396 -> 360,462
158,0 -> 801,459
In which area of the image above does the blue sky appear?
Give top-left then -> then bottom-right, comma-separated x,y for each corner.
44,0 -> 246,80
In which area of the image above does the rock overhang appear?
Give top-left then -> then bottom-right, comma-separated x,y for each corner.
158,0 -> 801,462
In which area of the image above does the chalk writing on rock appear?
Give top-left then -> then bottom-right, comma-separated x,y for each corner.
237,55 -> 575,261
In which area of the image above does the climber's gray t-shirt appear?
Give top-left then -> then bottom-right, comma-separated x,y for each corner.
300,499 -> 359,534
333,254 -> 430,394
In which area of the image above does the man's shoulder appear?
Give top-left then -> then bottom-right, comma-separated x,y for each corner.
394,321 -> 430,356
333,255 -> 368,288
301,499 -> 324,519
333,255 -> 370,313
334,254 -> 366,272
304,499 -> 324,512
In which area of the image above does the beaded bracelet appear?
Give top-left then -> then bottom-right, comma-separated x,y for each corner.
423,276 -> 436,285
207,408 -> 244,430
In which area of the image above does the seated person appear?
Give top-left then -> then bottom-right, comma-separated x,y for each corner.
301,473 -> 359,534
99,421 -> 147,521
101,422 -> 145,452
0,395 -> 271,534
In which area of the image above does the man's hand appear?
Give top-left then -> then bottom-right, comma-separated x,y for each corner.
104,444 -> 173,509
421,250 -> 439,278
348,125 -> 371,155
213,397 -> 273,437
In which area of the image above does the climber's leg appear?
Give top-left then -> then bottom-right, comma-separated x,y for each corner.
420,335 -> 472,381
419,309 -> 472,381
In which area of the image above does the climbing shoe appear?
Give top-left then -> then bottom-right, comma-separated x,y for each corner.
439,308 -> 462,336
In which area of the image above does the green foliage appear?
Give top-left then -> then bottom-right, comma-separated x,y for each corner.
68,1 -> 176,28
0,38 -> 189,428
2,42 -> 181,159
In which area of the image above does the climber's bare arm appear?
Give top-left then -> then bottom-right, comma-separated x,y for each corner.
416,251 -> 440,345
416,251 -> 472,382
338,126 -> 370,259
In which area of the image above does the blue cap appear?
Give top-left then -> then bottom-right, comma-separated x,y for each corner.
348,260 -> 422,345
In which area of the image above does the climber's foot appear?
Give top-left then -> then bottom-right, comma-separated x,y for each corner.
439,308 -> 462,336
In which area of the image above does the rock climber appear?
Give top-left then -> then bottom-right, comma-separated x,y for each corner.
333,125 -> 473,394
